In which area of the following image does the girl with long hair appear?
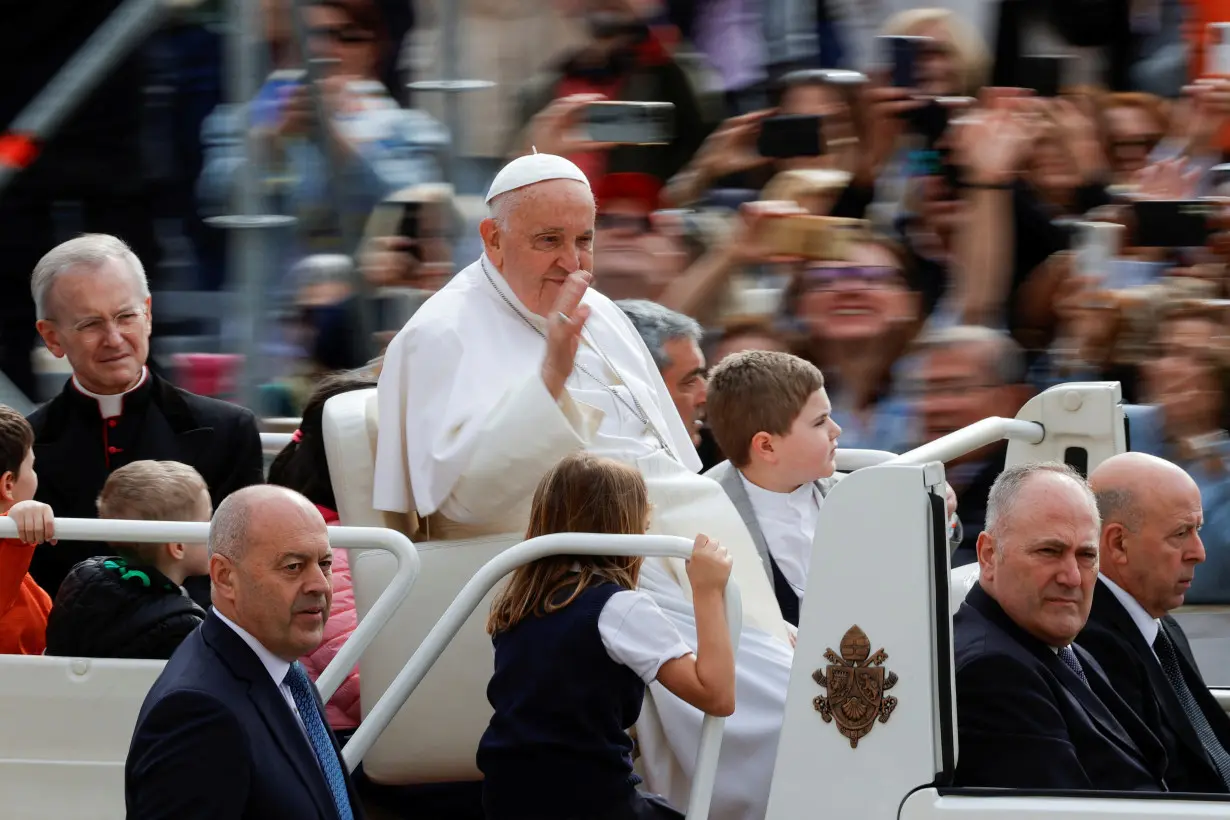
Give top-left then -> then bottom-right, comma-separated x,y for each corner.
478,453 -> 736,820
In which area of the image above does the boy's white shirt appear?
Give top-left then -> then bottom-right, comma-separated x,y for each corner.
736,470 -> 825,599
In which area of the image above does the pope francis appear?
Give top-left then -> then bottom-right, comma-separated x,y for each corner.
373,153 -> 792,819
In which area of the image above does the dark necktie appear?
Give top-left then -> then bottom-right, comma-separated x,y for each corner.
284,662 -> 356,820
1058,645 -> 1090,687
1153,626 -> 1230,789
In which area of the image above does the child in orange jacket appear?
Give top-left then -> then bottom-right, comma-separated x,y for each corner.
0,405 -> 55,654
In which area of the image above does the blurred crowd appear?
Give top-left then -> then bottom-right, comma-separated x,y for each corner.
2,0 -> 1230,604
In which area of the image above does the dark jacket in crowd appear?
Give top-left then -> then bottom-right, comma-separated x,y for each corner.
27,371 -> 263,604
45,556 -> 205,660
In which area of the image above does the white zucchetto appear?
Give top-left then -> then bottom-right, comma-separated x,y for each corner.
484,151 -> 591,204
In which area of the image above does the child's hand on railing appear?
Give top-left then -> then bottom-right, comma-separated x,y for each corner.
7,501 -> 56,546
686,534 -> 732,596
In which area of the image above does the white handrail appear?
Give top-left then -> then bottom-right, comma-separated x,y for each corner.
0,519 -> 420,703
887,417 -> 1045,466
834,448 -> 899,471
261,432 -> 294,453
343,532 -> 743,820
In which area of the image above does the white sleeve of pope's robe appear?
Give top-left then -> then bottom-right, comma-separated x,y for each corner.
374,314 -> 601,522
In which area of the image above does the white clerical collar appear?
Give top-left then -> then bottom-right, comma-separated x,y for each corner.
479,254 -> 548,331
72,367 -> 148,419
1099,574 -> 1160,647
213,608 -> 293,688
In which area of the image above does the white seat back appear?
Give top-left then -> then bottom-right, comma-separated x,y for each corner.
321,385 -> 517,783
350,534 -> 518,783
949,564 -> 980,615
0,655 -> 165,820
321,388 -> 414,532
1005,382 -> 1126,474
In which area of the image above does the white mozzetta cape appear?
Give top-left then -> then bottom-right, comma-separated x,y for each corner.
373,255 -> 791,639
374,254 -> 696,518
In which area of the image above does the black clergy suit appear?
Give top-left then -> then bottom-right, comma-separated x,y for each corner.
953,582 -> 1168,791
1078,579 -> 1230,793
27,371 -> 263,603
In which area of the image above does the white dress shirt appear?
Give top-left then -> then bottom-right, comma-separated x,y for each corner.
213,609 -> 308,735
598,589 -> 694,683
738,472 -> 824,598
72,367 -> 149,418
1099,574 -> 1161,660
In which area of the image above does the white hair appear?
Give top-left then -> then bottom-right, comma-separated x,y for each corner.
487,180 -> 594,230
488,188 -> 529,230
31,234 -> 150,320
985,462 -> 1100,551
290,253 -> 355,289
915,325 -> 1027,385
616,299 -> 704,371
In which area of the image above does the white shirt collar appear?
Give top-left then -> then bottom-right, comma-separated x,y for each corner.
72,367 -> 148,419
1099,574 -> 1161,647
213,608 -> 293,688
738,471 -> 820,513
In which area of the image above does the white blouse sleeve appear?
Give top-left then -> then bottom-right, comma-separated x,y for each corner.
597,589 -> 694,683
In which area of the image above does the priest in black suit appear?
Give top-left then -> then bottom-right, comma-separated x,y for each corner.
1079,452 -> 1230,793
25,234 -> 263,603
953,461 -> 1167,791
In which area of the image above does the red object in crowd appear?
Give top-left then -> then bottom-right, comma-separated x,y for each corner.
552,23 -> 679,184
172,354 -> 243,399
0,133 -> 40,169
592,171 -> 665,211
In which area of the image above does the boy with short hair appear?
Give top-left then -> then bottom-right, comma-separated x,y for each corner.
703,351 -> 842,627
705,350 -> 960,627
45,460 -> 211,659
0,405 -> 55,654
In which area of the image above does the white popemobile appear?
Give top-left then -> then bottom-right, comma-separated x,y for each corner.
2,381 -> 1228,819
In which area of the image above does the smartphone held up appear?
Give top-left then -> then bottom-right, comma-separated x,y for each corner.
580,101 -> 675,145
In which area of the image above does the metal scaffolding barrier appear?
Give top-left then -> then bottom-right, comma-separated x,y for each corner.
1,0 -> 490,414
0,0 -> 199,193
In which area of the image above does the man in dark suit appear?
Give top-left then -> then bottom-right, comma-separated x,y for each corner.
25,234 -> 263,602
127,485 -> 363,820
1079,452 -> 1230,793
953,461 -> 1168,790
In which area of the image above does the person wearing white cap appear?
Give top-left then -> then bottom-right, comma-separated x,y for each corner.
373,152 -> 793,820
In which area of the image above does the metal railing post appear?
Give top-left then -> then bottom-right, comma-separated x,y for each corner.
887,418 -> 1045,467
210,0 -> 294,414
0,0 -> 183,194
0,517 -> 420,704
285,0 -> 374,365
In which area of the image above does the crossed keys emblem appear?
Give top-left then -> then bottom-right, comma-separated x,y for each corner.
812,625 -> 898,748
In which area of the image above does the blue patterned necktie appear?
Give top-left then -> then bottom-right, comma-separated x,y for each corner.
1058,645 -> 1091,688
1153,627 -> 1230,789
284,662 -> 356,820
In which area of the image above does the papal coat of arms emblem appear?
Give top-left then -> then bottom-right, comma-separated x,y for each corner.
812,625 -> 898,748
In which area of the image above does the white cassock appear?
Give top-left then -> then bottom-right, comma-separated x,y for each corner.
374,255 -> 790,820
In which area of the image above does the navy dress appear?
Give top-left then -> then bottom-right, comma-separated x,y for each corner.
478,582 -> 684,820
